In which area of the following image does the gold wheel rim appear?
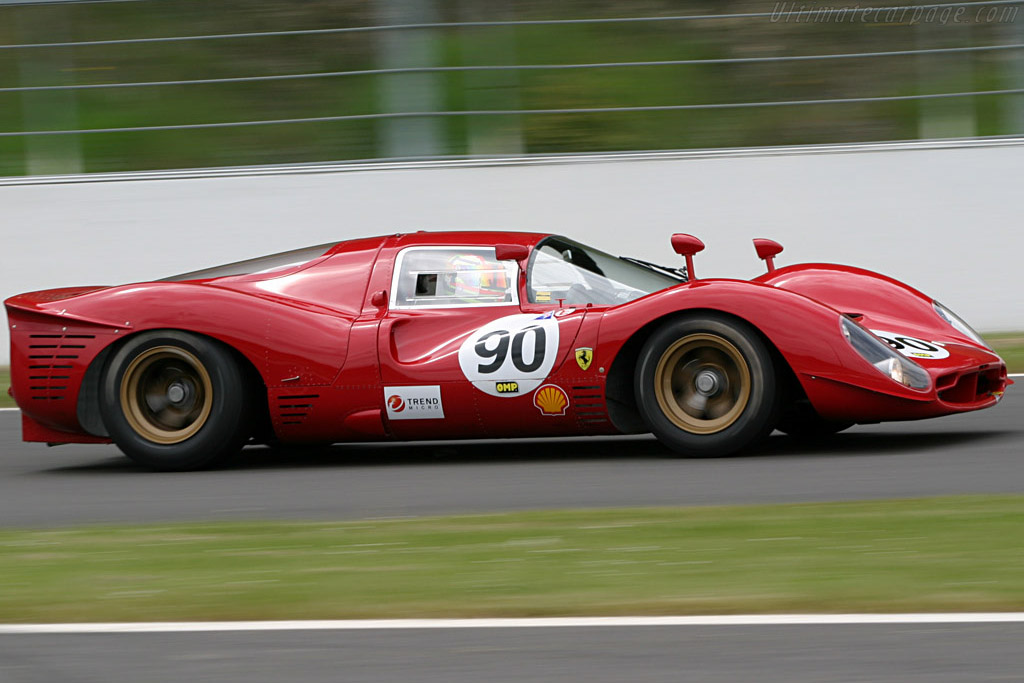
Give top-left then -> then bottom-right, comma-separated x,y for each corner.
653,333 -> 751,435
119,346 -> 213,444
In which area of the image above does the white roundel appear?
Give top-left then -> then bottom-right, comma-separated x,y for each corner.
459,313 -> 560,397
870,330 -> 950,360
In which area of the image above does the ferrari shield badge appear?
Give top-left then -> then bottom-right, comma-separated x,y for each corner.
575,347 -> 593,371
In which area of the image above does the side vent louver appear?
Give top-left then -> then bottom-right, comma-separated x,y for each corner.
572,385 -> 608,425
26,333 -> 95,401
275,394 -> 320,425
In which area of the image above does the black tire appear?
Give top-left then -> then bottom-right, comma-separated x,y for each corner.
99,331 -> 252,471
635,315 -> 777,457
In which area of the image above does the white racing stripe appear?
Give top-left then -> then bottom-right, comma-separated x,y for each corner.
4,614 -> 1024,634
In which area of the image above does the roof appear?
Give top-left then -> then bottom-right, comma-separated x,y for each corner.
326,230 -> 550,255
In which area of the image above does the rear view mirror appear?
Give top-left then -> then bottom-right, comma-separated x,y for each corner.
670,233 -> 705,281
753,238 -> 784,273
494,244 -> 529,262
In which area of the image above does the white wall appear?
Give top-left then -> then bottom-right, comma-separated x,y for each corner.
2,139 -> 1022,365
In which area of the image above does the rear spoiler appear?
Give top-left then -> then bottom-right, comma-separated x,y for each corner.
4,287 -> 120,329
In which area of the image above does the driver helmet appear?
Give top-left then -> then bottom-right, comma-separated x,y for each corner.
443,253 -> 508,298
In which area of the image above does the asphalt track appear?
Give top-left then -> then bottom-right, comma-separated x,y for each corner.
0,390 -> 1021,527
1,390 -> 1022,681
3,624 -> 1024,683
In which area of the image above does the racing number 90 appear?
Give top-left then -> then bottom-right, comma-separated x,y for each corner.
876,335 -> 939,353
476,326 -> 546,374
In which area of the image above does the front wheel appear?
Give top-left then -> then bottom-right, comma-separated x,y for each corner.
635,316 -> 777,457
99,331 -> 252,471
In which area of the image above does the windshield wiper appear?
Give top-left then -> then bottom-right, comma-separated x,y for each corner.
619,256 -> 688,281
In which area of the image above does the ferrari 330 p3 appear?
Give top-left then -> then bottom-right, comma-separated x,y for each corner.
4,231 -> 1009,470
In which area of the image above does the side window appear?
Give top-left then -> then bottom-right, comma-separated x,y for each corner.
391,247 -> 518,308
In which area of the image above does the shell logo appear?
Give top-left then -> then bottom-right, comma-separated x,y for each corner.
387,395 -> 405,412
533,384 -> 569,416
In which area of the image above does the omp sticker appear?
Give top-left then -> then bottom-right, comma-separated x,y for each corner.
534,385 -> 569,416
459,313 -> 560,397
384,386 -> 445,420
495,381 -> 520,394
870,330 -> 950,360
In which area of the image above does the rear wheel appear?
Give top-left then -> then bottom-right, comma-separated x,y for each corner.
635,316 -> 777,457
99,331 -> 251,471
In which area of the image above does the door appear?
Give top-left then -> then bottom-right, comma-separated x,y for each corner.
377,245 -> 584,439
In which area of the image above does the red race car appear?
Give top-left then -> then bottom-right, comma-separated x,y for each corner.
4,231 -> 1010,470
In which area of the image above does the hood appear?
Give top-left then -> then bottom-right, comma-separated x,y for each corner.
756,263 -> 987,351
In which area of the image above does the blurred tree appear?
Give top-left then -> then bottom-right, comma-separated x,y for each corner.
458,0 -> 523,156
13,4 -> 82,174
0,0 -> 1022,175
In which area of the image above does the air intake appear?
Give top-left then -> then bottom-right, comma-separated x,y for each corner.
26,333 -> 95,401
275,394 -> 320,425
572,385 -> 608,425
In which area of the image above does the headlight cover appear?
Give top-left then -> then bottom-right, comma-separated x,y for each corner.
840,317 -> 931,391
933,301 -> 990,349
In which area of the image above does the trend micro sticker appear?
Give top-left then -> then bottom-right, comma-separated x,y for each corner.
459,313 -> 560,397
384,386 -> 445,420
575,347 -> 593,371
869,330 -> 950,360
534,384 -> 569,416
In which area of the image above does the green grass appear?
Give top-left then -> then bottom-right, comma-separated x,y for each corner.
0,367 -> 10,408
986,334 -> 1024,375
3,495 -> 1024,623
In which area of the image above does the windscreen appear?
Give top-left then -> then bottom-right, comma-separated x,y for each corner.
161,243 -> 336,282
527,236 -> 684,305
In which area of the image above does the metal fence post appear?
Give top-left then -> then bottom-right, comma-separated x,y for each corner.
375,0 -> 444,158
